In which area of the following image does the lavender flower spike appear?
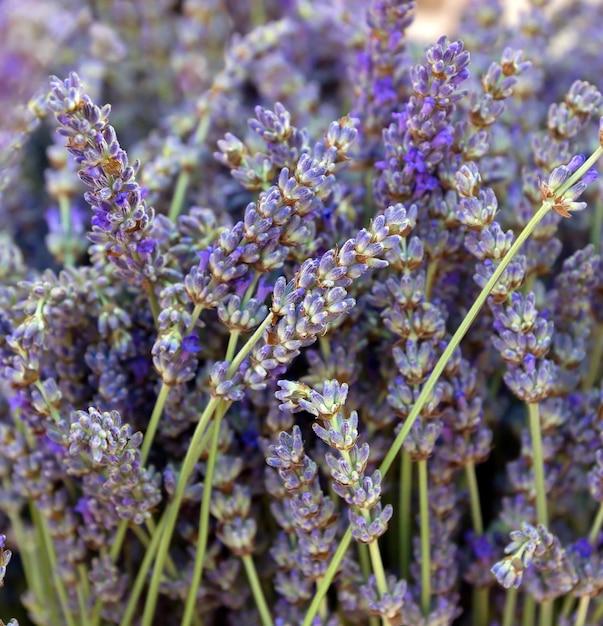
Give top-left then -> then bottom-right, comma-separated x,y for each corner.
47,72 -> 159,284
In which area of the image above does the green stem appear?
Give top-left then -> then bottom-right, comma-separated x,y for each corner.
146,285 -> 160,325
379,201 -> 553,480
561,593 -> 575,619
33,507 -> 77,626
241,554 -> 274,626
120,512 -> 168,626
367,539 -> 391,626
193,108 -> 212,145
141,382 -> 170,463
540,599 -> 553,626
181,402 -> 227,626
185,303 -> 205,336
29,502 -> 57,619
303,193 -> 565,626
593,596 -> 603,622
141,397 -> 221,626
227,312 -> 274,376
357,546 -> 379,626
466,460 -> 488,625
90,519 -> 130,625
225,330 -> 241,362
589,502 -> 603,545
522,595 -> 535,626
76,564 -> 91,626
418,459 -> 431,617
574,596 -> 591,626
466,460 -> 484,535
8,505 -> 45,617
527,403 -> 548,527
502,587 -> 518,626
250,0 -> 266,28
358,542 -> 371,580
473,586 -> 489,626
92,382 -> 173,624
319,335 -> 332,360
399,450 -> 412,581
168,170 -> 191,222
139,314 -> 273,623
302,531 -> 353,626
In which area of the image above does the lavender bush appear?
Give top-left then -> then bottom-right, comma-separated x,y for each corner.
2,1 -> 603,625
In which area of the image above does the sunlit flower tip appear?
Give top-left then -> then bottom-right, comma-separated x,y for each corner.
567,154 -> 586,174
599,116 -> 603,148
491,557 -> 523,589
540,154 -> 596,218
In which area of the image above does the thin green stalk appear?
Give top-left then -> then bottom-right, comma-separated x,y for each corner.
502,587 -> 518,626
8,506 -> 44,616
527,403 -> 549,527
367,539 -> 391,626
319,334 -> 332,359
181,402 -> 228,626
76,565 -> 91,626
575,596 -> 591,626
466,460 -> 488,625
466,460 -> 484,535
169,170 -> 191,222
30,504 -> 59,623
473,587 -> 489,626
593,596 -> 603,622
185,303 -> 206,336
140,397 -> 220,626
522,595 -> 535,626
527,403 -> 552,626
540,600 -> 553,626
561,594 -> 575,619
379,201 -> 554,480
130,523 -> 181,580
303,195 -> 562,626
589,502 -> 603,544
250,0 -> 266,28
418,459 -> 431,617
95,302 -> 209,622
302,531 -> 353,626
194,108 -> 212,145
358,542 -> 371,580
242,554 -> 274,626
110,520 -> 129,562
146,285 -> 160,324
90,521 -> 130,625
141,382 -> 170,463
227,312 -> 274,376
357,545 -> 379,626
225,330 -> 241,362
120,512 -> 168,626
399,451 -> 412,581
92,382 -> 176,624
33,507 -> 77,626
141,313 -> 275,623
59,194 -> 74,267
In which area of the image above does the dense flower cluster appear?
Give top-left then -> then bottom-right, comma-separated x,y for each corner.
3,1 -> 603,626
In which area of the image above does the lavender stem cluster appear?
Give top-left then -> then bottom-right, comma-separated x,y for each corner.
3,2 -> 603,626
